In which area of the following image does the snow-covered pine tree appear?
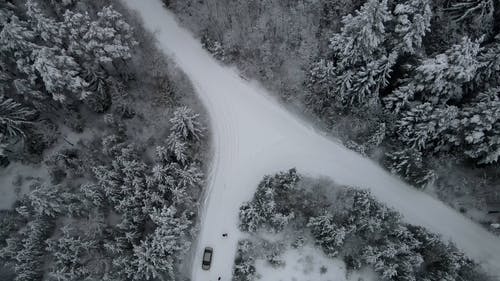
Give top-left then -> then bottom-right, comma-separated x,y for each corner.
476,34 -> 500,88
360,240 -> 422,280
26,183 -> 66,218
340,52 -> 397,106
405,37 -> 481,105
4,218 -> 53,281
0,97 -> 34,138
365,122 -> 386,149
82,68 -> 112,113
460,88 -> 500,164
0,0 -> 15,29
408,225 -> 480,280
62,10 -> 92,60
304,59 -> 336,114
385,148 -> 436,188
395,103 -> 435,150
25,0 -> 65,47
46,226 -> 97,281
344,140 -> 368,157
382,82 -> 415,113
169,106 -> 204,141
80,183 -> 105,209
0,15 -> 37,78
172,163 -> 203,191
307,213 -> 346,257
348,189 -> 402,235
132,206 -> 191,281
92,6 -> 137,64
33,47 -> 89,102
64,6 -> 137,69
307,0 -> 435,112
233,240 -> 257,281
0,61 -> 8,97
311,0 -> 402,108
0,211 -> 22,252
393,0 -> 432,54
166,133 -> 188,164
395,103 -> 461,152
150,163 -> 170,185
447,0 -> 494,35
329,0 -> 391,67
239,202 -> 263,233
239,169 -> 300,233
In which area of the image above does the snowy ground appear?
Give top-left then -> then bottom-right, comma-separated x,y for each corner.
121,1 -> 500,280
0,162 -> 47,210
255,245 -> 375,281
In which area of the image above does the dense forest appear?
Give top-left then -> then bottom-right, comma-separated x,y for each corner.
0,0 -> 208,280
235,169 -> 493,281
2,0 -> 500,280
167,0 -> 500,229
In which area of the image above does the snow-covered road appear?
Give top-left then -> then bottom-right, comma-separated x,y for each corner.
122,1 -> 500,280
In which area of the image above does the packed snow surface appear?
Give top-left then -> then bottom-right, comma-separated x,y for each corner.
122,0 -> 500,280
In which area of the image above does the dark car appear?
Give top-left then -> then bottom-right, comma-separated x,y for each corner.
202,247 -> 213,270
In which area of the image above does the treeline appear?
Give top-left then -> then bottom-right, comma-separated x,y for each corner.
235,169 -> 493,281
0,1 -> 208,280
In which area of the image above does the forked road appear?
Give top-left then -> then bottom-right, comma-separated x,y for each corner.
122,1 -> 500,279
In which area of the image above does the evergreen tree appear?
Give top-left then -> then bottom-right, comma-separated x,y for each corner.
385,148 -> 436,188
393,0 -> 432,54
392,37 -> 481,105
63,6 -> 137,68
33,47 -> 89,102
308,213 -> 346,257
329,0 -> 391,67
340,52 -> 396,106
173,163 -> 203,191
3,218 -> 54,281
476,34 -> 500,88
46,226 -> 97,281
80,183 -> 105,209
169,106 -> 204,141
304,59 -> 336,114
239,202 -> 263,233
62,10 -> 92,61
132,207 -> 191,280
365,122 -> 386,149
395,103 -> 461,151
460,88 -> 500,164
0,15 -> 37,78
306,0 -> 434,112
383,83 -> 415,113
0,1 -> 15,28
26,183 -> 66,218
91,6 -> 137,64
233,240 -> 256,281
447,0 -> 494,35
25,0 -> 65,47
0,97 -> 34,138
239,169 -> 300,233
166,134 -> 188,164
